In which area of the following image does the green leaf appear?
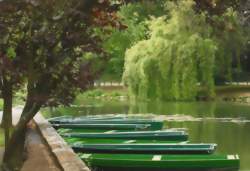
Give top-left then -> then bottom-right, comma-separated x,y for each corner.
7,47 -> 16,59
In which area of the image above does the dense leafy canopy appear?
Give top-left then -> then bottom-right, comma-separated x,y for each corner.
123,1 -> 217,101
0,0 -> 110,106
101,0 -> 166,80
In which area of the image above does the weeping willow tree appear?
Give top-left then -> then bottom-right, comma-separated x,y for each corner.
123,0 -> 218,101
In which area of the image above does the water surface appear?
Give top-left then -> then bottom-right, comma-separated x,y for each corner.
44,99 -> 250,171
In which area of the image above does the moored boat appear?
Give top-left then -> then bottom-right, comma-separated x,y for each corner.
65,137 -> 188,145
72,143 -> 217,154
80,153 -> 240,171
52,119 -> 164,130
49,114 -> 127,124
62,130 -> 188,141
53,123 -> 151,131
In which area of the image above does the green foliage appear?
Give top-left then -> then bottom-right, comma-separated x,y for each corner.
102,0 -> 166,80
13,89 -> 26,106
212,8 -> 247,82
103,25 -> 146,78
123,0 -> 217,101
118,0 -> 166,25
0,99 -> 3,110
80,88 -> 127,101
6,47 -> 16,59
82,89 -> 104,98
0,0 -> 113,107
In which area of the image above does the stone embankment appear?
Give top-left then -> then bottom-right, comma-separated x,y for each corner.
34,114 -> 90,171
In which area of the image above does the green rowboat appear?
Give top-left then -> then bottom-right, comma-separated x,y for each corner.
57,128 -> 117,133
72,143 -> 217,154
49,114 -> 127,124
65,137 -> 187,144
80,153 -> 240,171
52,119 -> 163,130
53,123 -> 151,131
62,130 -> 188,141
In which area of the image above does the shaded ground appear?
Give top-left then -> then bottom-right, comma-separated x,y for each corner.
0,108 -> 22,170
0,107 -> 62,171
21,123 -> 61,171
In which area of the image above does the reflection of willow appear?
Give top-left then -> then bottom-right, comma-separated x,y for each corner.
128,100 -> 148,114
172,122 -> 250,169
128,100 -> 217,117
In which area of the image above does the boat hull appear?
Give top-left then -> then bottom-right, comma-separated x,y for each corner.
53,123 -> 151,131
62,131 -> 188,141
51,119 -> 164,130
65,137 -> 187,144
72,143 -> 217,154
80,153 -> 240,171
49,115 -> 127,124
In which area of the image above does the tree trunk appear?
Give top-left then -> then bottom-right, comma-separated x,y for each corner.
2,103 -> 41,171
1,81 -> 13,145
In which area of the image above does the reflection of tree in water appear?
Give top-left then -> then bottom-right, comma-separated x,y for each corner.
128,100 -> 217,118
173,103 -> 250,170
129,100 -> 250,120
168,121 -> 250,170
130,100 -> 250,170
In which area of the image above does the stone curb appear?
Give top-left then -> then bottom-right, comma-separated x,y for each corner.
33,113 -> 90,171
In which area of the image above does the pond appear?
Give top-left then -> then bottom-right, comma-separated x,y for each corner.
43,99 -> 250,171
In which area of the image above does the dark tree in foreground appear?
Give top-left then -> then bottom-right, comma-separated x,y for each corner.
0,0 -> 121,170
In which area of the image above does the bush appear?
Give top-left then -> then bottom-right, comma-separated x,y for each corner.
82,89 -> 104,98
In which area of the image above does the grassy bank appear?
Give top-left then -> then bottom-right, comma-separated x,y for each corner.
80,85 -> 250,102
216,85 -> 250,95
77,88 -> 128,101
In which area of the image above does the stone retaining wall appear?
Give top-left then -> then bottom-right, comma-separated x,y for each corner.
33,113 -> 90,171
